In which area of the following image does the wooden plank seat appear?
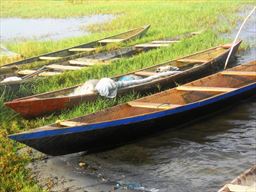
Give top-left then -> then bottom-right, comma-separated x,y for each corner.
225,184 -> 256,192
128,101 -> 181,110
39,56 -> 62,60
68,48 -> 96,52
177,58 -> 209,63
134,71 -> 158,76
69,59 -> 102,66
135,43 -> 170,48
98,38 -> 124,43
176,86 -> 236,92
18,69 -> 37,76
220,71 -> 256,77
56,120 -> 87,127
46,64 -> 82,71
18,69 -> 61,77
151,40 -> 180,44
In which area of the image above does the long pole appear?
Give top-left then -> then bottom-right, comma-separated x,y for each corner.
224,6 -> 256,69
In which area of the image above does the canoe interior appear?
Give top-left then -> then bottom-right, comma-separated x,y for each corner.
25,61 -> 256,133
12,44 -> 240,100
218,165 -> 256,192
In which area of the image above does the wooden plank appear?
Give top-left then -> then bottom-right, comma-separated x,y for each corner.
134,71 -> 158,76
244,61 -> 256,65
39,56 -> 62,60
135,43 -> 170,48
226,184 -> 256,192
128,101 -> 181,110
46,64 -> 82,71
176,86 -> 236,92
56,120 -> 87,127
69,59 -> 101,66
18,69 -> 61,77
177,58 -> 208,63
68,48 -> 96,52
151,40 -> 180,44
220,71 -> 256,77
39,71 -> 61,76
17,69 -> 36,76
98,38 -> 124,43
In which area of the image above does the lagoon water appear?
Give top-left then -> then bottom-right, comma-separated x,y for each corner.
0,15 -> 115,42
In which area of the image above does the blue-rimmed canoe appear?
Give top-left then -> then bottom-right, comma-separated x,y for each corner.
4,41 -> 241,118
9,60 -> 256,155
0,25 -> 150,69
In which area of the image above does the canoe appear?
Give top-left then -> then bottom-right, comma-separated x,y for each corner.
0,25 -> 150,69
1,31 -> 200,83
5,41 -> 242,118
218,165 -> 256,192
8,60 -> 256,155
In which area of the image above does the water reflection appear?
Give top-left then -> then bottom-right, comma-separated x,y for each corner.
0,15 -> 115,42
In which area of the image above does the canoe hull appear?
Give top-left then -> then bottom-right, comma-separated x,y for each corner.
2,25 -> 150,67
5,41 -> 242,118
14,83 -> 256,156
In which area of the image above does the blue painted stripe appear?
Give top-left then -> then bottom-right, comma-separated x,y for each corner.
9,83 -> 256,141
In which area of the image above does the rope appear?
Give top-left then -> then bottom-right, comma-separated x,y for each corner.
224,6 -> 256,69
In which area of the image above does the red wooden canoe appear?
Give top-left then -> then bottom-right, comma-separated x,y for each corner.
5,41 -> 242,118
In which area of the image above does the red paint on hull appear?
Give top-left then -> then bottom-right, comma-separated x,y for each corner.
5,97 -> 70,118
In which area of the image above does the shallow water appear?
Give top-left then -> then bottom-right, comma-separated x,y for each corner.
0,15 -> 115,42
27,8 -> 256,192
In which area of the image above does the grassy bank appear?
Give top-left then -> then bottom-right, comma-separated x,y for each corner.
0,1 -> 254,191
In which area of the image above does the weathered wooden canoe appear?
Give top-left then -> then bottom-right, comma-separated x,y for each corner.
5,41 -> 242,118
1,31 -> 200,83
0,25 -> 150,69
218,165 -> 256,192
8,60 -> 256,155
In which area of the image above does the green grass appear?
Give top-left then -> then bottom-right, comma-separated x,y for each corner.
0,0 -> 255,191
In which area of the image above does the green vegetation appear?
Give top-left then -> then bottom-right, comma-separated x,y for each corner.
0,0 -> 254,191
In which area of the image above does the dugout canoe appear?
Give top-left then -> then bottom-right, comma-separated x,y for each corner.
0,25 -> 150,69
8,60 -> 256,156
5,41 -> 242,118
218,165 -> 256,192
1,31 -> 200,83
